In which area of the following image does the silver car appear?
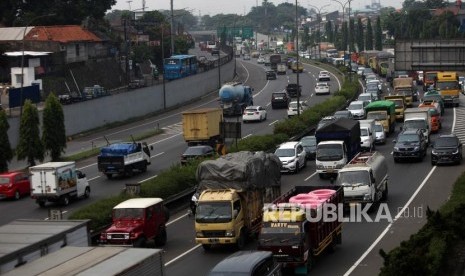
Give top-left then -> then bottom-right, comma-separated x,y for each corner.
374,122 -> 386,144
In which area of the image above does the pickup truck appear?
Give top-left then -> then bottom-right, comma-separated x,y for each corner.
286,83 -> 302,98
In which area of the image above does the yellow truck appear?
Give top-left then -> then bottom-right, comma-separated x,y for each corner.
393,77 -> 414,107
384,95 -> 406,120
194,151 -> 281,250
182,108 -> 223,147
435,72 -> 461,107
365,100 -> 396,135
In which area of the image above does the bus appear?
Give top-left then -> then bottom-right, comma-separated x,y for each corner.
163,55 -> 198,80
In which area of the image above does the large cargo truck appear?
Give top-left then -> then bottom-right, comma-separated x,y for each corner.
336,151 -> 388,209
258,185 -> 343,274
218,82 -> 254,116
435,71 -> 461,107
423,71 -> 439,91
269,54 -> 282,71
182,108 -> 223,147
384,95 -> 406,120
97,141 -> 152,179
3,246 -> 165,276
194,151 -> 281,250
30,162 -> 90,207
315,118 -> 361,178
403,107 -> 432,144
393,77 -> 415,107
365,100 -> 396,135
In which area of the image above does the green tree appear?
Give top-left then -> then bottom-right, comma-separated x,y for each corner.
375,16 -> 383,50
326,20 -> 334,43
341,21 -> 348,51
42,93 -> 66,161
365,18 -> 373,50
349,18 -> 355,52
0,110 -> 13,172
16,100 -> 44,167
356,17 -> 364,52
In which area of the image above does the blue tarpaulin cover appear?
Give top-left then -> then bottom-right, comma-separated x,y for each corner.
99,143 -> 138,156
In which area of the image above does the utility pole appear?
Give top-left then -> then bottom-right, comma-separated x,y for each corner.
296,0 -> 300,117
170,0 -> 175,55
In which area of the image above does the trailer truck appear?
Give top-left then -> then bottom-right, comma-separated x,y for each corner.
219,82 -> 254,116
194,151 -> 281,250
30,162 -> 90,207
365,100 -> 396,135
315,118 -> 361,179
258,185 -> 343,274
182,108 -> 223,147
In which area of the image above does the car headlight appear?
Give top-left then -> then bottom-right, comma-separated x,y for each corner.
196,231 -> 204,238
414,146 -> 420,151
124,234 -> 130,239
106,234 -> 112,239
453,149 -> 459,154
225,230 -> 235,237
431,150 -> 438,155
363,194 -> 371,201
394,147 -> 399,151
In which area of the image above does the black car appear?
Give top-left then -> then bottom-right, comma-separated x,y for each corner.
181,145 -> 215,165
431,134 -> 463,165
334,110 -> 354,119
393,129 -> 428,162
271,91 -> 290,109
266,70 -> 277,80
300,135 -> 317,160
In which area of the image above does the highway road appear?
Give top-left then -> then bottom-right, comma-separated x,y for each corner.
2,55 -> 464,275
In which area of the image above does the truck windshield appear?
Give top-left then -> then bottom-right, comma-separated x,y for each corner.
396,89 -> 412,96
393,99 -> 404,108
196,202 -> 232,223
437,81 -> 459,90
404,120 -> 427,130
316,144 -> 343,161
337,171 -> 370,187
113,208 -> 144,219
367,112 -> 387,120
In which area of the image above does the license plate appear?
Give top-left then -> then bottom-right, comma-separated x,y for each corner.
275,97 -> 283,99
208,238 -> 219,243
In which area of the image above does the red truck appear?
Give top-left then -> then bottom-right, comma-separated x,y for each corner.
99,198 -> 170,248
258,185 -> 343,274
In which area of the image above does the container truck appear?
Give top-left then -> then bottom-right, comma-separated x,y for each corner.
97,140 -> 153,179
365,100 -> 396,135
435,72 -> 461,107
30,162 -> 90,207
182,108 -> 223,147
336,151 -> 388,209
403,107 -> 431,144
393,77 -> 415,107
218,82 -> 254,116
257,185 -> 343,274
384,95 -> 406,120
3,246 -> 165,276
194,151 -> 281,250
315,118 -> 361,179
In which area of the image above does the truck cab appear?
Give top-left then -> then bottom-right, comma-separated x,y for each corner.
316,141 -> 347,178
435,72 -> 460,107
384,95 -> 406,120
100,198 -> 169,247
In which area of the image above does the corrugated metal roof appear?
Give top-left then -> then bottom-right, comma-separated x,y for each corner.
25,25 -> 102,43
0,27 -> 34,41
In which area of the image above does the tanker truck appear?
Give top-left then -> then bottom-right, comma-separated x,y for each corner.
219,82 -> 254,116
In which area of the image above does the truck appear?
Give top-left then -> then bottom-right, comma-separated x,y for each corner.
359,119 -> 376,151
97,141 -> 153,179
3,247 -> 165,276
315,118 -> 361,179
194,151 -> 281,250
336,151 -> 388,209
286,83 -> 302,98
365,100 -> 396,135
435,71 -> 461,107
403,107 -> 432,144
384,94 -> 406,120
30,162 -> 90,207
218,82 -> 254,116
269,54 -> 281,71
0,219 -> 90,274
257,185 -> 343,274
419,100 -> 442,133
423,71 -> 440,91
277,63 -> 287,74
393,77 -> 415,107
99,198 -> 169,247
182,108 -> 223,147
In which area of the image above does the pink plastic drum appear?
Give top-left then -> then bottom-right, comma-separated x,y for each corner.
309,189 -> 336,200
289,193 -> 318,203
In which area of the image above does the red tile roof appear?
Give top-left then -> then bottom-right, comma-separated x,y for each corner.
25,25 -> 102,43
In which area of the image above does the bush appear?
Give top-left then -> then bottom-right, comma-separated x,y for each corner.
230,133 -> 289,152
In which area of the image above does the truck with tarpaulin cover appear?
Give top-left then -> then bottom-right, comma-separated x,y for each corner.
257,185 -> 343,274
384,95 -> 406,120
365,100 -> 396,135
393,77 -> 415,107
194,151 -> 281,250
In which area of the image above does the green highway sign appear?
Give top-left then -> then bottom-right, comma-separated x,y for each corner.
217,26 -> 254,39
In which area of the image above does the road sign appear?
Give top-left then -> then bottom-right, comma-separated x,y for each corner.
216,27 -> 254,40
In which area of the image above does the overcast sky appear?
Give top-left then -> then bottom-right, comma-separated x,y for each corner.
112,0 -> 405,16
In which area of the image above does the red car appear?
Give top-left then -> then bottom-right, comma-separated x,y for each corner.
0,172 -> 31,200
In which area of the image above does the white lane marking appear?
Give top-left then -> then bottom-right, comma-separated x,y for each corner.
305,171 -> 317,181
88,176 -> 100,182
239,61 -> 250,83
452,106 -> 457,132
150,152 -> 164,159
165,244 -> 202,266
138,175 -> 158,183
266,102 -> 271,107
269,120 -> 279,126
167,213 -> 189,226
242,134 -> 252,139
343,166 -> 437,275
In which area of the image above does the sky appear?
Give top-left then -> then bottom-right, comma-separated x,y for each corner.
112,0 -> 405,16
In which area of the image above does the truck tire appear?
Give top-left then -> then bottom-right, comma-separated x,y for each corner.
236,230 -> 246,250
37,200 -> 46,207
141,162 -> 147,173
133,237 -> 147,248
382,183 -> 388,201
202,244 -> 212,251
61,196 -> 70,206
155,227 -> 167,246
84,187 -> 90,198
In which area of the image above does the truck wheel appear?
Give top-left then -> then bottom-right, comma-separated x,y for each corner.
382,184 -> 388,201
37,200 -> 46,207
84,187 -> 90,199
319,173 -> 325,179
105,173 -> 113,179
133,237 -> 147,248
236,230 -> 246,250
61,196 -> 70,206
141,162 -> 147,173
155,227 -> 167,246
14,190 -> 20,200
202,244 -> 212,251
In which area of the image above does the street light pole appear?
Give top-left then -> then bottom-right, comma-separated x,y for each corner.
308,4 -> 330,60
19,13 -> 55,116
332,0 -> 351,66
170,0 -> 175,55
296,0 -> 300,117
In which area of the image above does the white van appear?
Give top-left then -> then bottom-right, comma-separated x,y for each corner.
359,119 -> 376,151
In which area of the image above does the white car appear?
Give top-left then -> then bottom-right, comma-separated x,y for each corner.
347,100 -> 366,119
287,101 -> 309,117
274,141 -> 307,173
318,71 -> 331,81
242,106 -> 267,122
357,93 -> 374,104
315,82 -> 330,95
257,57 -> 265,64
374,122 -> 386,144
357,66 -> 366,76
367,79 -> 382,91
243,54 -> 250,60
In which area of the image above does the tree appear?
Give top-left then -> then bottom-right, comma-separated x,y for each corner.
356,17 -> 364,52
341,21 -> 348,51
365,18 -> 374,50
16,100 -> 44,167
349,18 -> 356,53
42,93 -> 66,161
375,16 -> 383,51
0,110 -> 13,173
